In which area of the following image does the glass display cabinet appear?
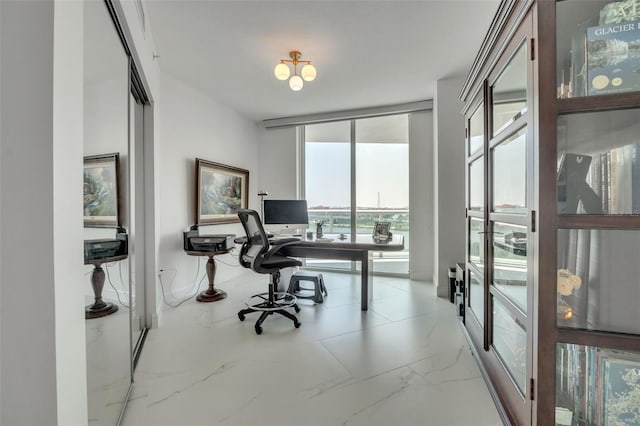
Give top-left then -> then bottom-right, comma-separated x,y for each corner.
461,0 -> 640,424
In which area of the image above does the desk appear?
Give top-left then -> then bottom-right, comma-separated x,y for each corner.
277,234 -> 404,311
186,250 -> 230,302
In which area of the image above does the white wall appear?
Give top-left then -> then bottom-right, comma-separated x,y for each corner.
433,76 -> 466,297
1,1 -> 87,424
258,127 -> 298,199
409,111 -> 434,281
156,72 -> 260,304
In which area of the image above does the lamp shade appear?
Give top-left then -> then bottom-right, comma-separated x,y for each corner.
274,62 -> 290,80
301,64 -> 317,82
289,75 -> 303,91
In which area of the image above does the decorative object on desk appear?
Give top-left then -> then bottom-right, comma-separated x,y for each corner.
372,221 -> 392,243
306,231 -> 313,240
338,233 -> 347,240
84,153 -> 121,227
195,158 -> 248,225
316,220 -> 324,238
274,50 -> 317,91
586,20 -> 640,96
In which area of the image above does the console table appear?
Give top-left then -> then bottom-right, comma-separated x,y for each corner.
186,250 -> 230,302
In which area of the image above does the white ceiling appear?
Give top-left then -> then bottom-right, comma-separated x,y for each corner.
145,0 -> 499,122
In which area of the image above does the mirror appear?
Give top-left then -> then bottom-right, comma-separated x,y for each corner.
84,1 -> 131,424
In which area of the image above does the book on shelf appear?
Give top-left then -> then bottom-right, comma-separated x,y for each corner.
586,20 -> 640,95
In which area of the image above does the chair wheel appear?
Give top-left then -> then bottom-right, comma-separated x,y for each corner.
294,305 -> 301,313
255,325 -> 262,335
238,313 -> 245,321
294,321 -> 301,328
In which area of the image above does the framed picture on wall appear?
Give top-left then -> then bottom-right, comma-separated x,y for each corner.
195,158 -> 249,224
83,153 -> 121,227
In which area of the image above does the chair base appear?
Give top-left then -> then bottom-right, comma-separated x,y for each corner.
238,292 -> 301,335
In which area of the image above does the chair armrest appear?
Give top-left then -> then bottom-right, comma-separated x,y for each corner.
265,237 -> 300,258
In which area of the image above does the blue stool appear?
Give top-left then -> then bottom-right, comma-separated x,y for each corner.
287,271 -> 328,304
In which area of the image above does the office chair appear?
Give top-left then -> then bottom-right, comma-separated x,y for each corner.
236,209 -> 302,334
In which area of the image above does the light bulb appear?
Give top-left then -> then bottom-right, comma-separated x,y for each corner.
301,64 -> 316,81
289,75 -> 303,91
274,62 -> 290,80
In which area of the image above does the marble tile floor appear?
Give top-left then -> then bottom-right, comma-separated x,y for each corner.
121,270 -> 503,426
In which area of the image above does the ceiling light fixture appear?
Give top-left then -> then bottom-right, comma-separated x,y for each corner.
274,50 -> 316,91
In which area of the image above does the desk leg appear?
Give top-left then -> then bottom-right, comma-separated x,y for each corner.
86,264 -> 119,319
197,256 -> 227,302
360,250 -> 373,311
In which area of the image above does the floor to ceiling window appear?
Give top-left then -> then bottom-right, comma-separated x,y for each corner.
303,114 -> 409,275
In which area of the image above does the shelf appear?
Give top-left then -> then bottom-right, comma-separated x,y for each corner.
558,93 -> 640,114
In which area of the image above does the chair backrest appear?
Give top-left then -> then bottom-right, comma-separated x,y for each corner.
237,209 -> 270,271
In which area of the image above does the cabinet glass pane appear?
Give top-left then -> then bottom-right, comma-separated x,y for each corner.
469,103 -> 484,155
557,0 -> 640,99
492,297 -> 527,393
469,157 -> 484,211
493,222 -> 527,311
557,229 -> 640,334
469,218 -> 484,267
556,343 -> 640,426
492,127 -> 527,213
469,269 -> 484,327
492,43 -> 527,136
557,109 -> 640,215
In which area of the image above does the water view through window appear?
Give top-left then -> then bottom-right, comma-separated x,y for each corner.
304,115 -> 409,275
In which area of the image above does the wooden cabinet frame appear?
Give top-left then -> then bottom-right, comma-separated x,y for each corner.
462,1 -> 640,425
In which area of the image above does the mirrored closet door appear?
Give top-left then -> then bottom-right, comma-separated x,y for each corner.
83,1 -> 131,424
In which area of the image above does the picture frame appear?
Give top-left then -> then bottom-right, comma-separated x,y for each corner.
373,221 -> 392,242
195,158 -> 249,225
84,153 -> 121,227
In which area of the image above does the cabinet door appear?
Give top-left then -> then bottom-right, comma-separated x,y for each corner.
553,2 -> 640,424
466,98 -> 486,331
486,13 -> 535,425
463,8 -> 537,425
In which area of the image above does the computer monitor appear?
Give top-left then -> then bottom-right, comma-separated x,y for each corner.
262,199 -> 309,234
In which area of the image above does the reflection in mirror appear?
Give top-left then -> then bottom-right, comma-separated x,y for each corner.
84,1 -> 131,424
469,269 -> 484,327
492,43 -> 527,136
557,229 -> 640,334
492,222 -> 527,311
469,157 -> 484,211
556,343 -> 640,426
469,102 -> 484,155
492,297 -> 527,393
492,127 -> 527,213
557,108 -> 640,215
